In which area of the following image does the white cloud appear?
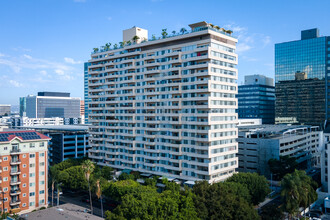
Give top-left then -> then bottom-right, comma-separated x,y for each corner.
55,69 -> 65,75
107,16 -> 112,21
64,57 -> 82,64
262,36 -> 271,47
236,44 -> 252,53
9,80 -> 22,88
40,70 -> 47,75
23,54 -> 32,59
0,53 -> 5,57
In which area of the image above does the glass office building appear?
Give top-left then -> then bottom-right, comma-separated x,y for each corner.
237,75 -> 275,124
275,28 -> 330,123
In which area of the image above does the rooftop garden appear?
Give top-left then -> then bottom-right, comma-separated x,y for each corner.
92,23 -> 234,54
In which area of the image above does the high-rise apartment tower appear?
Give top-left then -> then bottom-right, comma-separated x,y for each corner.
88,21 -> 238,183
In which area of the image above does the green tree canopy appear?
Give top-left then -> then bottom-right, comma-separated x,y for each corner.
227,172 -> 270,205
268,156 -> 298,180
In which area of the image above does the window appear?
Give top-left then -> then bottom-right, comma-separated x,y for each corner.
40,162 -> 45,166
39,199 -> 45,204
29,192 -> 35,196
4,147 -> 7,150
23,184 -> 26,187
30,163 -> 35,168
40,181 -> 45,185
30,143 -> 35,148
23,174 -> 26,177
23,193 -> 26,197
4,198 -> 7,202
40,171 -> 45,176
3,167 -> 8,171
40,190 -> 45,194
30,183 -> 35,187
3,187 -> 8,192
23,164 -> 27,168
40,142 -> 45,147
40,153 -> 45,157
29,202 -> 35,206
23,154 -> 26,158
30,154 -> 35,158
3,157 -> 7,161
3,177 -> 8,182
22,203 -> 26,207
30,173 -> 35,177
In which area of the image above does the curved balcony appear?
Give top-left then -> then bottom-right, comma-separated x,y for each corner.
10,190 -> 21,196
10,159 -> 21,165
10,180 -> 21,186
10,149 -> 21,155
10,199 -> 21,206
10,169 -> 21,176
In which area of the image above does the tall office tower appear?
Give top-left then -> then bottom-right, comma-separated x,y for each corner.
25,92 -> 80,119
0,130 -> 50,214
237,75 -> 275,124
88,21 -> 238,183
0,105 -> 11,116
275,28 -> 330,125
84,62 -> 91,124
19,97 -> 26,117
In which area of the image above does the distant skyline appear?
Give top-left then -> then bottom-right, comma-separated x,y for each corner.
0,0 -> 329,105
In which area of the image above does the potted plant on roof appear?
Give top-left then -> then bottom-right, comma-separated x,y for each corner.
113,43 -> 118,49
152,34 -> 156,40
119,41 -> 126,48
209,23 -> 214,28
93,48 -> 99,53
161,29 -> 168,39
105,43 -> 111,51
226,30 -> 233,35
132,35 -> 140,43
172,30 -> 176,35
214,26 -> 220,30
127,40 -> 132,45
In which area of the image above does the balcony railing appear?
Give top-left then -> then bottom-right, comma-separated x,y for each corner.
10,159 -> 21,165
10,149 -> 21,155
10,180 -> 21,185
10,199 -> 21,206
10,189 -> 21,196
10,169 -> 21,175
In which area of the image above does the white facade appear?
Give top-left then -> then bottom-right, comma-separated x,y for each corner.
238,125 -> 321,178
20,117 -> 64,126
88,22 -> 238,183
321,129 -> 330,192
237,119 -> 262,126
123,26 -> 148,43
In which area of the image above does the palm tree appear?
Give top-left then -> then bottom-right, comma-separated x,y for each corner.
161,29 -> 168,38
96,180 -> 103,218
93,48 -> 99,53
113,43 -> 118,49
132,35 -> 140,43
180,28 -> 187,35
119,41 -> 126,48
281,172 -> 300,219
172,30 -> 176,35
50,166 -> 60,207
105,43 -> 111,51
82,160 -> 95,214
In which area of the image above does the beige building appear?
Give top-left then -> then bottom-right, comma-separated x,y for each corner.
0,130 -> 50,214
87,21 -> 238,183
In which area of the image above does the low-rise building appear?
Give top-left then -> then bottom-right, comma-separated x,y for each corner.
237,124 -> 321,178
0,130 -> 50,214
0,105 -> 11,117
21,125 -> 90,165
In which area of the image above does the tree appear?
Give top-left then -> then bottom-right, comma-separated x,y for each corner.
93,48 -> 99,53
172,30 -> 176,35
193,181 -> 259,220
281,170 -> 317,219
226,172 -> 270,205
82,160 -> 95,214
49,166 -> 60,206
132,35 -> 140,43
260,203 -> 284,220
268,156 -> 298,180
180,28 -> 187,34
105,43 -> 111,50
118,172 -> 134,181
101,166 -> 113,180
96,179 -> 104,218
59,166 -> 87,190
161,29 -> 168,38
113,43 -> 118,49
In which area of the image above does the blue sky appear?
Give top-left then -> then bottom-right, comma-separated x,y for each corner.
0,0 -> 329,105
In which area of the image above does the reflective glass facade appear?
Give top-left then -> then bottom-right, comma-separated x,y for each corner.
84,62 -> 91,123
275,28 -> 330,121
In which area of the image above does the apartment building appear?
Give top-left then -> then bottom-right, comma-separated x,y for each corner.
237,125 -> 321,178
87,21 -> 238,183
0,130 -> 50,214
